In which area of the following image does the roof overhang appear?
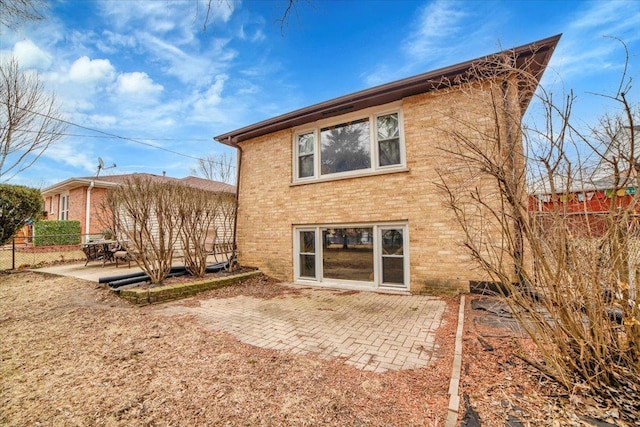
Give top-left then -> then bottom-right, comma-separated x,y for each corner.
215,34 -> 561,146
41,178 -> 120,196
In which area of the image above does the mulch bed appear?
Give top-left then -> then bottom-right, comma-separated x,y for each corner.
1,272 -> 632,426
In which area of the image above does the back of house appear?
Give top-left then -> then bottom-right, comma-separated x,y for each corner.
216,35 -> 560,294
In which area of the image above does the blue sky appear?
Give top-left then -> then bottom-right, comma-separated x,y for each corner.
2,0 -> 639,188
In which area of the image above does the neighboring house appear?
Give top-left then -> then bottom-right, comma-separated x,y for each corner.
529,173 -> 638,214
215,35 -> 560,294
529,125 -> 639,236
41,173 -> 236,242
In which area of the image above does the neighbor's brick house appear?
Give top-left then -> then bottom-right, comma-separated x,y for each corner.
41,173 -> 235,242
215,35 -> 560,294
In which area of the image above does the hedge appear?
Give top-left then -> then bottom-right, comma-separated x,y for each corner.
33,220 -> 81,246
0,183 -> 43,245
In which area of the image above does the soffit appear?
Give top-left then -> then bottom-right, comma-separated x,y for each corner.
214,34 -> 561,146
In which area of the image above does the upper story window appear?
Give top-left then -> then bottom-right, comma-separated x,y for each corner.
293,103 -> 405,183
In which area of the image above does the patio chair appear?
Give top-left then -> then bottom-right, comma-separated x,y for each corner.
113,242 -> 133,268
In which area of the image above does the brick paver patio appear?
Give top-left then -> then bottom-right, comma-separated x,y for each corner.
158,286 -> 447,373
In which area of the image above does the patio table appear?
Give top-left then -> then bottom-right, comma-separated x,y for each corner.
82,240 -> 116,266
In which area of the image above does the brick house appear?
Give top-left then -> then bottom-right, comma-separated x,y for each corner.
215,35 -> 560,294
41,173 -> 235,242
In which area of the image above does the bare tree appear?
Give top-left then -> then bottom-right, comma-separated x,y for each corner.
101,177 -> 238,282
198,0 -> 306,33
0,0 -> 46,30
191,152 -> 235,183
104,176 -> 181,285
0,57 -> 67,182
176,185 -> 221,277
435,46 -> 639,420
214,192 -> 237,266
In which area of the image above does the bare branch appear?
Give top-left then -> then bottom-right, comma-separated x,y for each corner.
435,42 -> 640,418
0,57 -> 67,181
190,152 -> 235,184
0,0 -> 46,31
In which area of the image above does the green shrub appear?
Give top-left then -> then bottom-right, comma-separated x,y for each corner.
0,184 -> 43,245
33,220 -> 81,246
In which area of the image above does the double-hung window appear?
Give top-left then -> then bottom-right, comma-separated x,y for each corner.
293,103 -> 405,182
297,132 -> 315,178
59,194 -> 69,220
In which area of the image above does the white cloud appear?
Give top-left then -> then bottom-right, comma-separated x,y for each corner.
362,0 -> 498,87
191,74 -> 228,121
96,30 -> 137,54
138,32 -> 237,87
98,0 -> 235,43
116,72 -> 164,97
544,1 -> 640,82
43,141 -> 95,173
11,39 -> 52,70
68,56 -> 116,84
239,23 -> 266,43
402,0 -> 468,59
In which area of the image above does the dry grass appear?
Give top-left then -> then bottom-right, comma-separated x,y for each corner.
0,271 -> 455,426
2,271 -> 625,426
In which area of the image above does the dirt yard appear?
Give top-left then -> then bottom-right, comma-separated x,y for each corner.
0,271 -> 628,426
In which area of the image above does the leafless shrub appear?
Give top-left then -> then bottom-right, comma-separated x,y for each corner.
104,176 -> 180,285
214,192 -> 237,267
100,177 -> 238,281
435,45 -> 640,420
175,186 -> 220,277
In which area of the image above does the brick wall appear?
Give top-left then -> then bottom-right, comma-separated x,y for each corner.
235,82 -> 519,294
89,187 -> 110,234
68,187 -> 85,230
42,187 -> 110,235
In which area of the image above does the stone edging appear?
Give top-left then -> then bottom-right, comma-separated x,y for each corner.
117,270 -> 261,306
446,294 -> 466,426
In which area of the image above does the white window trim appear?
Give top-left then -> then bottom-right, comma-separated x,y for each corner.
292,101 -> 406,184
293,222 -> 409,292
59,193 -> 69,220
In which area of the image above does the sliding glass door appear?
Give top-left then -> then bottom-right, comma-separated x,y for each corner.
294,223 -> 408,290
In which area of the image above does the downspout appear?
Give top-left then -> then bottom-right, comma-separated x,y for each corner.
85,181 -> 95,243
229,136 -> 243,269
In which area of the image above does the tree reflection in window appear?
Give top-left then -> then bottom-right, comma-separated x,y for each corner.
377,113 -> 401,167
320,118 -> 370,175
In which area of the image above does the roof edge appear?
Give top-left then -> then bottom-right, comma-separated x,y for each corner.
215,34 -> 561,146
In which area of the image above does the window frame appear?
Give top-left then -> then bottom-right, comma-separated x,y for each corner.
292,102 -> 406,183
293,222 -> 409,291
59,193 -> 69,220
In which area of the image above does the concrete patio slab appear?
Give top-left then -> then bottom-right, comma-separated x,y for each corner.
157,285 -> 448,373
33,262 -> 143,282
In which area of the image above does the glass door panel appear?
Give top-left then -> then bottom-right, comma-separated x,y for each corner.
380,228 -> 405,287
299,230 -> 316,279
322,227 -> 374,282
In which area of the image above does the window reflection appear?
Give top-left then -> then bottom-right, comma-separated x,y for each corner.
320,119 -> 371,175
322,227 -> 374,282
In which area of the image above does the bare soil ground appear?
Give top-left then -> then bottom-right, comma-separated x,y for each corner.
0,271 -> 629,426
1,271 -> 454,426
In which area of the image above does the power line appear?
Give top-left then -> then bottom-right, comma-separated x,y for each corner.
8,128 -> 213,142
13,106 -> 235,168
